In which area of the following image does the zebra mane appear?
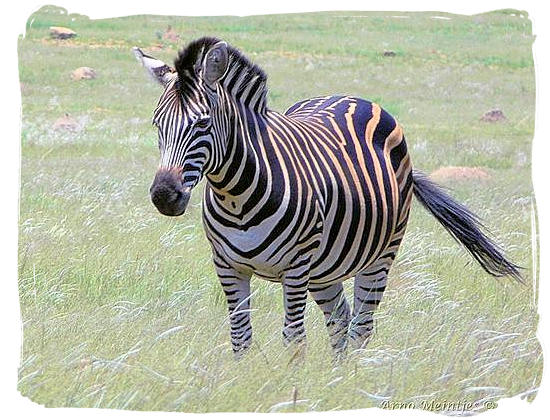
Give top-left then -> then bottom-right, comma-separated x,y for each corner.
174,37 -> 268,110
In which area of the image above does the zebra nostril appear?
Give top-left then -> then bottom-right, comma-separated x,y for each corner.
151,186 -> 178,205
168,189 -> 182,204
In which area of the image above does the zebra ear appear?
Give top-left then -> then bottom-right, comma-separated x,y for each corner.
133,47 -> 175,86
203,42 -> 229,86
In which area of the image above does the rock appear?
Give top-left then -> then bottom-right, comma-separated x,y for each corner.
383,50 -> 396,57
430,166 -> 490,183
49,26 -> 77,40
481,109 -> 506,122
71,67 -> 97,80
53,114 -> 80,131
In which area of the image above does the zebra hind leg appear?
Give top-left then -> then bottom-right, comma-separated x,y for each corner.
213,254 -> 253,357
309,282 -> 350,357
350,252 -> 398,350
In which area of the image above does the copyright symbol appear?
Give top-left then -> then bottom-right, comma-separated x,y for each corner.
484,401 -> 498,410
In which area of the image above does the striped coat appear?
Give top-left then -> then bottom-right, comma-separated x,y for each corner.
203,96 -> 412,285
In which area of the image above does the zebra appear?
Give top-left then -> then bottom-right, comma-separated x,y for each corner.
133,37 -> 521,356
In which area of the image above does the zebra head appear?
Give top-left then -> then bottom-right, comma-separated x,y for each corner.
133,39 -> 230,216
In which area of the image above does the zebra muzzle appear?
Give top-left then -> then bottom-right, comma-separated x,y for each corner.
150,168 -> 191,217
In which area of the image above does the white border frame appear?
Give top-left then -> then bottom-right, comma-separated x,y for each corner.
3,1 -> 547,419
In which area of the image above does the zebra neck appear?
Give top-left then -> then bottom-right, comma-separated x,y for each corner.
205,106 -> 282,216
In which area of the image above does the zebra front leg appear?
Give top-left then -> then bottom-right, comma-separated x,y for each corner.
309,282 -> 350,355
213,257 -> 253,356
281,264 -> 311,347
350,253 -> 396,349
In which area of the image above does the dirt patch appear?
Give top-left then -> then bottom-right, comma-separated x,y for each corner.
53,114 -> 81,131
162,25 -> 180,42
148,43 -> 166,52
481,109 -> 506,122
38,37 -> 176,55
430,166 -> 491,183
71,67 -> 97,81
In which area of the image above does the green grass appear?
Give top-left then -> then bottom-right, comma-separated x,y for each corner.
18,5 -> 540,413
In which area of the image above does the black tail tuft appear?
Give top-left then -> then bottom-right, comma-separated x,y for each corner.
412,171 -> 523,282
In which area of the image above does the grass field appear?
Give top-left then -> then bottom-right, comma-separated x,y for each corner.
17,5 -> 541,413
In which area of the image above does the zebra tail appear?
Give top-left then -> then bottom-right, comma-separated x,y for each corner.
411,170 -> 523,282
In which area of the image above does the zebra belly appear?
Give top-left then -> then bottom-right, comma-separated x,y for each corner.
204,234 -> 303,281
308,199 -> 394,285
